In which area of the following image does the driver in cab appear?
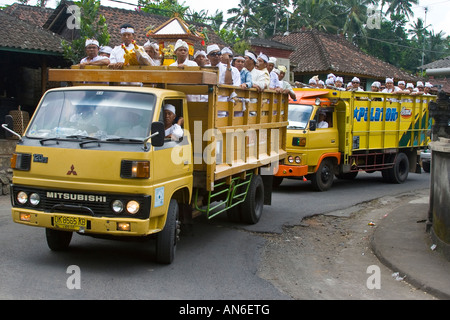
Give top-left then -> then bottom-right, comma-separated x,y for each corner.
163,104 -> 183,141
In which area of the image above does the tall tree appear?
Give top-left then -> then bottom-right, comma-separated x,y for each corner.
384,0 -> 418,19
226,0 -> 259,39
61,0 -> 110,64
291,0 -> 339,33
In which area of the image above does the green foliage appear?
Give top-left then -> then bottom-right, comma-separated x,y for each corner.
61,0 -> 110,64
138,0 -> 189,18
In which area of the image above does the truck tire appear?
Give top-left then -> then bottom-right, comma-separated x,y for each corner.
387,152 -> 409,184
241,175 -> 264,224
311,159 -> 334,191
155,199 -> 180,264
45,228 -> 72,251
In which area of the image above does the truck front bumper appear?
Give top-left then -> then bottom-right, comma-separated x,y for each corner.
12,208 -> 160,236
275,164 -> 309,177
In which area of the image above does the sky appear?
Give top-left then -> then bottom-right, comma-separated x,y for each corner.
1,0 -> 449,35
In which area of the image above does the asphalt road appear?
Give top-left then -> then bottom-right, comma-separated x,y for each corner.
0,171 -> 431,300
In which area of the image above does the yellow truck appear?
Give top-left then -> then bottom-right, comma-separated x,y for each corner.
274,88 -> 434,191
4,66 -> 288,264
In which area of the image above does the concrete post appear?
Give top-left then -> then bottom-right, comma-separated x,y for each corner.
427,91 -> 450,260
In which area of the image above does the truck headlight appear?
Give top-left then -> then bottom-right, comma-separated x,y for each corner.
112,200 -> 124,213
126,201 -> 140,214
29,193 -> 40,206
17,191 -> 28,204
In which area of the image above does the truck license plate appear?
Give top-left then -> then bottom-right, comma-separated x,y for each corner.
54,215 -> 87,230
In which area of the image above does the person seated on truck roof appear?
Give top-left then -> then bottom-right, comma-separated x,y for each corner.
317,111 -> 329,129
99,46 -> 112,58
194,50 -> 208,67
144,41 -> 162,66
349,77 -> 364,91
206,44 -> 240,86
79,39 -> 110,66
381,78 -> 400,93
278,65 -> 296,100
108,24 -> 154,69
334,77 -> 345,90
411,81 -> 425,95
170,39 -> 198,68
267,57 -> 282,91
244,50 -> 266,92
423,82 -> 433,95
163,104 -> 184,141
396,80 -> 408,94
255,53 -> 271,88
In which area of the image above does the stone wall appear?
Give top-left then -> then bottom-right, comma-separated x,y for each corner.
0,139 -> 17,195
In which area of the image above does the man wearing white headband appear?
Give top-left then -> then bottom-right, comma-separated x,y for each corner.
109,23 -> 153,69
382,77 -> 400,93
163,104 -> 184,140
206,44 -> 240,86
423,82 -> 432,95
267,57 -> 282,90
194,50 -> 207,67
170,39 -> 198,68
79,38 -> 109,66
254,52 -> 270,90
243,50 -> 264,91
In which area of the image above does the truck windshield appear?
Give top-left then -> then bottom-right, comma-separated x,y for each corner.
27,90 -> 156,140
288,104 -> 313,129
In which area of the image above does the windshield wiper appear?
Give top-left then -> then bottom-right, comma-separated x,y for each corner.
105,138 -> 143,143
66,135 -> 100,140
287,126 -> 304,129
39,137 -> 61,145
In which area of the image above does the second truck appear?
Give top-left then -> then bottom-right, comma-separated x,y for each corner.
274,88 -> 434,191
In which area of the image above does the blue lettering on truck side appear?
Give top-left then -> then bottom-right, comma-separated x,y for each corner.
354,107 -> 398,122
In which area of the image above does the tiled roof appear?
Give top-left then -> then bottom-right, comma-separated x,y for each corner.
41,1 -> 223,49
0,10 -> 63,54
273,30 -> 416,81
3,3 -> 53,27
249,38 -> 295,51
421,56 -> 450,70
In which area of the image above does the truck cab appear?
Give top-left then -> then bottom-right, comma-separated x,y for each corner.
275,89 -> 340,191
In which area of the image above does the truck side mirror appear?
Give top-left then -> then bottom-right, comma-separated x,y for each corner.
309,119 -> 317,131
2,115 -> 15,138
150,121 -> 165,147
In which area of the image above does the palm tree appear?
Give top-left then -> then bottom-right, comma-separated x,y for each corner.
385,0 -> 418,19
226,0 -> 259,39
338,0 -> 371,40
291,0 -> 339,33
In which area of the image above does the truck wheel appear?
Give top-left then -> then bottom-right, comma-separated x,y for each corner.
155,199 -> 180,264
311,159 -> 334,191
45,228 -> 72,251
241,175 -> 264,224
388,152 -> 409,184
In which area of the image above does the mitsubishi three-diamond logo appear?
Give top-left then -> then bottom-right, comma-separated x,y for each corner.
67,165 -> 77,175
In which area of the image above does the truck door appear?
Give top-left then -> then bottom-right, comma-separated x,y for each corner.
152,98 -> 192,187
307,107 -> 339,164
